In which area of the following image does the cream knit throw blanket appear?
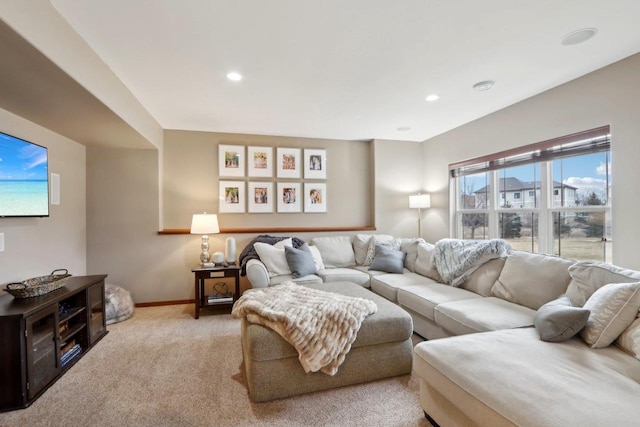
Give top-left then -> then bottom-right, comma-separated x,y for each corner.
232,282 -> 377,375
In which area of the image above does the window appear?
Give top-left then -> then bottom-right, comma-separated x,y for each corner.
451,126 -> 611,263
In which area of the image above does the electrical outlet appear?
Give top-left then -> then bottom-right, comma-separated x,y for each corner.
0,233 -> 4,252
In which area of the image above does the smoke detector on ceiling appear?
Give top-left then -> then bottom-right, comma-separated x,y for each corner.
472,80 -> 495,91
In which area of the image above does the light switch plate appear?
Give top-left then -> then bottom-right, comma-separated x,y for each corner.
0,233 -> 4,252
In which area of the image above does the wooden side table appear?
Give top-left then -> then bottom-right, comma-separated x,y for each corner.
191,265 -> 241,319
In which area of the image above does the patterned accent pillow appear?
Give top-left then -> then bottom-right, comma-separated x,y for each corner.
363,236 -> 401,267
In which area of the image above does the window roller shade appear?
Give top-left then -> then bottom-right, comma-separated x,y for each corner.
450,126 -> 610,178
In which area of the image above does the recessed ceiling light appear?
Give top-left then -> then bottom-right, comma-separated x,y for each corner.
561,28 -> 598,46
472,80 -> 495,91
226,72 -> 243,81
425,94 -> 439,102
397,126 -> 411,132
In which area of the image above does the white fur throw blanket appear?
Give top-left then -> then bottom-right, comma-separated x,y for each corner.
433,238 -> 512,287
231,282 -> 377,375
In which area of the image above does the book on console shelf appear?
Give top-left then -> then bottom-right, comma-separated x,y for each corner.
61,343 -> 82,367
59,321 -> 69,336
60,339 -> 76,354
208,294 -> 233,304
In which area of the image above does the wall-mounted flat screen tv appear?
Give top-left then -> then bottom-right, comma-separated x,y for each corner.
0,131 -> 49,217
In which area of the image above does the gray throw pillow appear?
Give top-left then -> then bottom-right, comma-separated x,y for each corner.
285,244 -> 317,279
534,296 -> 590,342
369,244 -> 405,274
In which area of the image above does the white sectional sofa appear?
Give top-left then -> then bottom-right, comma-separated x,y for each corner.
243,234 -> 640,426
245,234 -> 562,340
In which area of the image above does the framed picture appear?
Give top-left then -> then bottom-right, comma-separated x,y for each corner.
304,183 -> 327,213
248,146 -> 273,177
276,147 -> 301,178
248,182 -> 274,213
219,181 -> 245,213
218,144 -> 245,177
277,182 -> 301,213
304,149 -> 327,179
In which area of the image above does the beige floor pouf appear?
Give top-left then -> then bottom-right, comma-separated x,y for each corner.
241,281 -> 414,402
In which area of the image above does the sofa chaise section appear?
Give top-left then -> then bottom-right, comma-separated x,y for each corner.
413,328 -> 640,427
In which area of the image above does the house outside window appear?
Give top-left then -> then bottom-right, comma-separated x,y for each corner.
451,126 -> 612,263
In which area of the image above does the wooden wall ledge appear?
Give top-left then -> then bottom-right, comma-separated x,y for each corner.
158,226 -> 376,235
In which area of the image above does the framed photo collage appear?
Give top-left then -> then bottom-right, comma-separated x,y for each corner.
218,145 -> 327,214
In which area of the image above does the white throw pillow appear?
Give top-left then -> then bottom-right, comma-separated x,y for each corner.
414,242 -> 442,282
308,245 -> 325,271
491,251 -> 574,310
581,282 -> 640,348
310,236 -> 356,268
566,261 -> 640,307
461,258 -> 506,297
616,317 -> 640,360
352,234 -> 375,266
400,238 -> 425,272
254,242 -> 292,277
363,235 -> 400,266
273,238 -> 293,249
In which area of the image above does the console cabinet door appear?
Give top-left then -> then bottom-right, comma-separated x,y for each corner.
87,282 -> 106,344
25,306 -> 60,399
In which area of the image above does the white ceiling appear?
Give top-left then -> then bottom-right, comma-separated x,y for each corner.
50,0 -> 640,143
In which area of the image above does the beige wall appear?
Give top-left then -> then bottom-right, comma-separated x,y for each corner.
85,134 -> 422,303
163,130 -> 373,229
86,146 -> 196,303
422,53 -> 640,270
373,139 -> 425,238
0,107 -> 86,285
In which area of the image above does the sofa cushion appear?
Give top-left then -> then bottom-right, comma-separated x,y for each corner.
269,274 -> 323,286
414,242 -> 442,282
413,328 -> 640,427
370,272 -> 426,302
533,296 -> 590,342
285,244 -> 316,278
581,282 -> 640,348
363,236 -> 401,266
617,318 -> 640,360
310,236 -> 356,268
316,268 -> 371,287
566,261 -> 640,307
353,265 -> 387,278
369,245 -> 405,274
460,258 -> 505,297
397,282 -> 481,321
435,297 -> 536,336
400,238 -> 425,272
491,251 -> 574,310
254,241 -> 292,277
246,282 -> 413,363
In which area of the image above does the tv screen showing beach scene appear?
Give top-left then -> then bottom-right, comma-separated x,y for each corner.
0,131 -> 49,217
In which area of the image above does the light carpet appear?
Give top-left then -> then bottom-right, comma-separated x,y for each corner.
0,304 -> 432,427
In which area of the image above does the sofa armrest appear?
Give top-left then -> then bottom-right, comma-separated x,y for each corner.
246,258 -> 270,288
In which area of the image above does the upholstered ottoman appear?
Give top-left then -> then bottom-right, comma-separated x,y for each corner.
241,281 -> 414,402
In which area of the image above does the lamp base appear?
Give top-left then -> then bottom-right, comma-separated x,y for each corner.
200,235 -> 211,263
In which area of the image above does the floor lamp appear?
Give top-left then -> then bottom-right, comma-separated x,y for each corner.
409,193 -> 431,238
